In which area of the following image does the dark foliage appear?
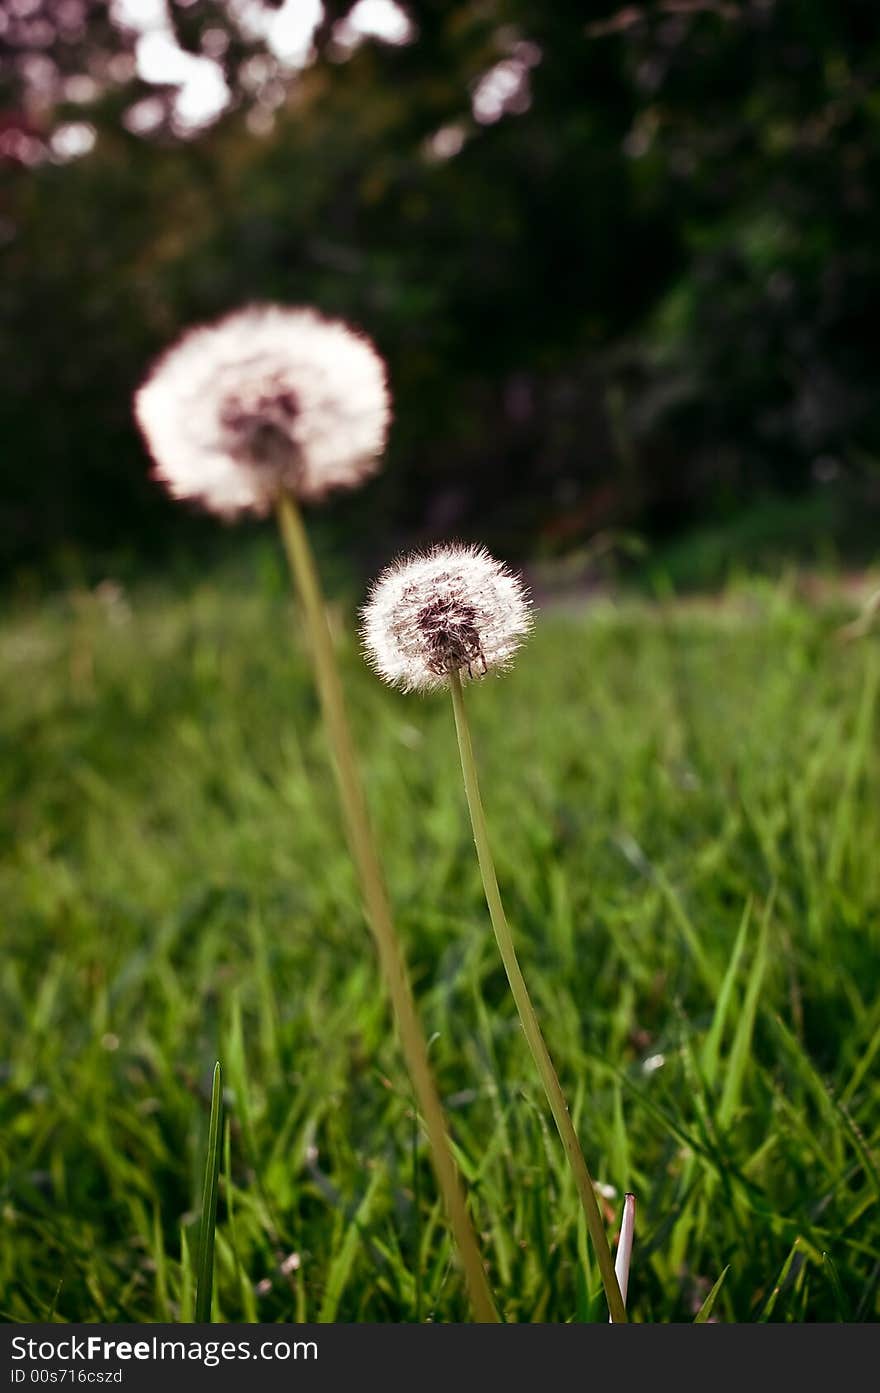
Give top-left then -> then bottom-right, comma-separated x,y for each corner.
2,2 -> 879,576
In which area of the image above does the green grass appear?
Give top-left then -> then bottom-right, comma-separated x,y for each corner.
1,557 -> 879,1322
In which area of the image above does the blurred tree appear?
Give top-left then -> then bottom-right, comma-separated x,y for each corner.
1,2 -> 879,576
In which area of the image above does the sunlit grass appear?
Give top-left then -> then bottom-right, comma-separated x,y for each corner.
1,557 -> 878,1321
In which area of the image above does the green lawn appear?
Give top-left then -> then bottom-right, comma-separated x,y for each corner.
2,557 -> 878,1322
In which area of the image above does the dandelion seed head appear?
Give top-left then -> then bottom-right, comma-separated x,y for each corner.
134,304 -> 390,516
361,543 -> 532,693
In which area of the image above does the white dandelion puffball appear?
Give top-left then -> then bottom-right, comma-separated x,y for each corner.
134,304 -> 391,515
361,544 -> 532,693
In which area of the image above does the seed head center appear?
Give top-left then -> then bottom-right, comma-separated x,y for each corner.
415,595 -> 486,677
220,384 -> 300,471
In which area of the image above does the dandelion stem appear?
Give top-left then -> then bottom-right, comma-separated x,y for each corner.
276,492 -> 498,1323
448,668 -> 627,1323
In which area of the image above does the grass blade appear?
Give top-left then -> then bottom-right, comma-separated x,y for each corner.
757,1238 -> 802,1322
694,1264 -> 729,1322
179,1227 -> 194,1324
151,1206 -> 170,1320
702,898 -> 751,1087
841,1005 -> 880,1106
718,893 -> 772,1130
195,1061 -> 224,1323
318,1166 -> 384,1323
654,867 -> 717,995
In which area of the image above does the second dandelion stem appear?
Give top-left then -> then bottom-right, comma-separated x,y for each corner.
276,493 -> 498,1324
449,668 -> 627,1324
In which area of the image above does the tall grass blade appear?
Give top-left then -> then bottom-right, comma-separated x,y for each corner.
718,893 -> 772,1130
195,1061 -> 224,1323
702,898 -> 752,1087
758,1238 -> 802,1322
179,1227 -> 195,1323
694,1264 -> 729,1322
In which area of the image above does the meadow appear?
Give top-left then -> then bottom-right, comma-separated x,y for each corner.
2,551 -> 878,1323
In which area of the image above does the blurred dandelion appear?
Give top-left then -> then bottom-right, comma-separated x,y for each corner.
362,546 -> 627,1322
134,304 -> 390,515
134,306 -> 497,1324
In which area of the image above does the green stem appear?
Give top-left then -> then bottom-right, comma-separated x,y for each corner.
448,668 -> 627,1323
195,1061 -> 223,1324
276,493 -> 498,1323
